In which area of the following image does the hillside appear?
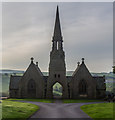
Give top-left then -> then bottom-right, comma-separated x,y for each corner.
0,69 -> 24,74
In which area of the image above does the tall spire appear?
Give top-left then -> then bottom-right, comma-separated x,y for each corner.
53,6 -> 63,42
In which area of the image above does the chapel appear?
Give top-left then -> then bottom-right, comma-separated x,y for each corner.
9,6 -> 106,99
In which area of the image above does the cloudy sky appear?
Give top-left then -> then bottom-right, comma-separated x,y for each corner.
2,2 -> 113,73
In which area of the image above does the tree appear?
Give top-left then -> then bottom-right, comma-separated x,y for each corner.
4,73 -> 8,76
113,66 -> 115,74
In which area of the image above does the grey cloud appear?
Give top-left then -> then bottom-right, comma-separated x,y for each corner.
2,2 -> 113,72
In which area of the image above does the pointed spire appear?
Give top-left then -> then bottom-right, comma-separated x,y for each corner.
53,6 -> 63,42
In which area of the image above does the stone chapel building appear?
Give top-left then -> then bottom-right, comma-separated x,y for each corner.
9,6 -> 106,99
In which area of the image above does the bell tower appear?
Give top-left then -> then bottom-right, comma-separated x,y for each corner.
49,6 -> 66,73
46,6 -> 68,99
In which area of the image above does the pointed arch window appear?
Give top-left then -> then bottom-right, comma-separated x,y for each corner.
54,74 -> 56,78
28,79 -> 36,90
58,74 -> 60,78
27,79 -> 36,98
79,80 -> 87,94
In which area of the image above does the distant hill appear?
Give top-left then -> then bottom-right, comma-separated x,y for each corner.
1,69 -> 114,77
0,69 -> 24,74
0,69 -> 73,76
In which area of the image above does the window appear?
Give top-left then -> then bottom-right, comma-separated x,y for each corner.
27,79 -> 36,98
31,84 -> 33,89
28,79 -> 36,90
54,74 -> 56,78
15,91 -> 17,96
58,74 -> 60,78
79,80 -> 87,94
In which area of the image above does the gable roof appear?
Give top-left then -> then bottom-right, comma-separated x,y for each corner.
72,65 -> 80,76
23,62 -> 44,78
72,62 -> 92,77
35,64 -> 43,76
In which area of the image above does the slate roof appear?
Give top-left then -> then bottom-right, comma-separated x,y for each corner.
43,76 -> 48,82
22,62 -> 44,78
72,62 -> 91,77
10,76 -> 22,89
66,76 -> 72,83
34,64 -> 43,76
72,65 -> 80,76
93,76 -> 105,89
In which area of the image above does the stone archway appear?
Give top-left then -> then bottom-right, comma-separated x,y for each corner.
27,79 -> 36,98
79,79 -> 87,97
46,75 -> 69,99
52,82 -> 63,99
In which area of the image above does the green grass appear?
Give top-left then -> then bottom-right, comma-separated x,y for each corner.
81,103 -> 114,119
53,91 -> 62,96
1,100 -> 39,120
0,101 -> 2,120
63,99 -> 104,103
7,98 -> 53,103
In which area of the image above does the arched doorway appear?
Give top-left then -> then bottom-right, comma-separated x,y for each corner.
27,79 -> 36,98
52,82 -> 63,99
79,80 -> 87,97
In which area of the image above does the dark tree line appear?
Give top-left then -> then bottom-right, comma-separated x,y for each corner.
113,66 -> 115,74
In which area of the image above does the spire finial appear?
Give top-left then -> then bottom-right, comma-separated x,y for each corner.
31,57 -> 34,63
56,5 -> 59,17
36,62 -> 38,66
57,5 -> 59,11
77,62 -> 80,66
82,58 -> 85,64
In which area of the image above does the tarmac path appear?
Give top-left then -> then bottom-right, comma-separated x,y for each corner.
17,100 -> 104,120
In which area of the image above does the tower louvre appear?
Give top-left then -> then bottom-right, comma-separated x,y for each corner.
46,6 -> 68,99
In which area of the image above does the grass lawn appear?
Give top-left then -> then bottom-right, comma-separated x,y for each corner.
7,98 -> 53,103
63,99 -> 104,103
1,100 -> 39,120
81,103 -> 114,119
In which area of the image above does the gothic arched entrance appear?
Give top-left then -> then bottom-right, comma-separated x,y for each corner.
52,82 -> 63,99
27,79 -> 36,98
79,79 -> 87,97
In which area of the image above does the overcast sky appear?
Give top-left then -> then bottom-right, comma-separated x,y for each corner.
2,2 -> 113,73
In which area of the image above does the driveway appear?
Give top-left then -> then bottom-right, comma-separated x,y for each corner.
17,100 -> 104,119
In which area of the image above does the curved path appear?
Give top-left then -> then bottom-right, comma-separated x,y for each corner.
17,100 -> 104,120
